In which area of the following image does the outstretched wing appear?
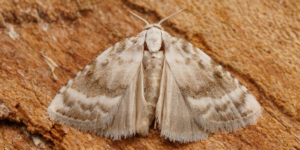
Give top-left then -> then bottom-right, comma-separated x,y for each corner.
157,31 -> 262,140
47,31 -> 147,139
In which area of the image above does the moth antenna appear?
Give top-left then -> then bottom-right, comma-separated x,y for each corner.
128,10 -> 149,25
158,8 -> 186,25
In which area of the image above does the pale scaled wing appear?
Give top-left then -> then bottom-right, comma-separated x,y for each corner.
157,31 -> 262,137
47,31 -> 147,139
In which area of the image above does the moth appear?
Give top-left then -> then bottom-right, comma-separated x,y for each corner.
47,9 -> 262,143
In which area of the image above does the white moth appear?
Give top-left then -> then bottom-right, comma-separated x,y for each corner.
47,9 -> 262,143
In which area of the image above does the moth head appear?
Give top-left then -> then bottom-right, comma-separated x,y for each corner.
129,9 -> 186,53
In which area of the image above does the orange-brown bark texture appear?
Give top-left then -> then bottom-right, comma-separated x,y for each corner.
0,0 -> 299,149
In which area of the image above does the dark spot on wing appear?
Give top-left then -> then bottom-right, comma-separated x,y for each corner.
101,59 -> 109,67
215,103 -> 229,112
175,59 -> 181,64
185,57 -> 191,65
78,101 -> 94,111
210,60 -> 219,68
86,60 -> 97,75
197,104 -> 212,115
241,110 -> 253,117
117,57 -> 124,64
213,70 -> 223,79
233,92 -> 247,108
180,39 -> 191,53
108,45 -> 115,54
115,39 -> 128,53
193,46 -> 200,54
210,111 -> 236,122
171,37 -> 179,44
131,38 -> 137,43
198,60 -> 205,69
62,92 -> 75,107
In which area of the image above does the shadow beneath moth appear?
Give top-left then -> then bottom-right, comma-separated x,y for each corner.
47,9 -> 262,143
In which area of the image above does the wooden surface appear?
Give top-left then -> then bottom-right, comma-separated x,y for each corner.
0,0 -> 299,149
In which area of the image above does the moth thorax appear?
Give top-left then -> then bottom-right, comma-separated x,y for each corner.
143,51 -> 164,75
145,27 -> 163,53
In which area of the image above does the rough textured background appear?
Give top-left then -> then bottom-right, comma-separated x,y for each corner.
0,0 -> 299,149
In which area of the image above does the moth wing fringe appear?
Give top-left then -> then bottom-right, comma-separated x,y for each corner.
195,107 -> 262,133
159,128 -> 209,143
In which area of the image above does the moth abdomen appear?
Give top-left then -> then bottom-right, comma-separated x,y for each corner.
142,51 -> 164,127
